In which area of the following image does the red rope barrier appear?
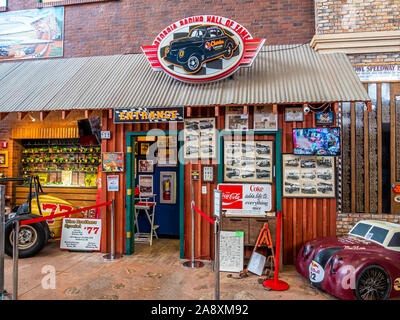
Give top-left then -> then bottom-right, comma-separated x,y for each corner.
20,201 -> 113,226
192,204 -> 215,225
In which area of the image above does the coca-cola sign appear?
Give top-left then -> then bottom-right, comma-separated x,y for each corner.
218,184 -> 272,215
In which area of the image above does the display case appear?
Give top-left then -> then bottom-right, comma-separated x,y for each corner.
20,138 -> 101,187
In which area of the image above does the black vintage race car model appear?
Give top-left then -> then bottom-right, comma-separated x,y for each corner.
163,25 -> 237,73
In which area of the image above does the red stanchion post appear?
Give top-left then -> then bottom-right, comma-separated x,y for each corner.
262,210 -> 289,291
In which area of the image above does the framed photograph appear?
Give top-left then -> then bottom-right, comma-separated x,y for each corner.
160,171 -> 176,204
137,136 -> 156,142
315,112 -> 334,126
254,105 -> 278,131
224,140 -> 273,183
102,152 -> 124,172
157,136 -> 178,167
282,154 -> 336,198
140,142 -> 150,155
139,175 -> 153,196
138,159 -> 154,173
184,118 -> 216,159
225,106 -> 249,131
0,151 -> 8,167
285,106 -> 304,122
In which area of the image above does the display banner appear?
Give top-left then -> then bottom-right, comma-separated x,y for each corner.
114,107 -> 184,123
218,183 -> 272,215
60,218 -> 101,251
354,64 -> 400,82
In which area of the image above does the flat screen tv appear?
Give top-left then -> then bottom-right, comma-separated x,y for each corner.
292,128 -> 340,156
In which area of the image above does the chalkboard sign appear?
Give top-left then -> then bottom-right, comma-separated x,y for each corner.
219,231 -> 244,273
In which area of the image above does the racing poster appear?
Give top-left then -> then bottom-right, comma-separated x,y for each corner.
0,7 -> 64,61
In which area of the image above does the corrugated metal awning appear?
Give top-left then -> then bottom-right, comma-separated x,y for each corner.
0,44 -> 370,112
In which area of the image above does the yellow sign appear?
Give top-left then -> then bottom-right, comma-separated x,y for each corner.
114,107 -> 184,124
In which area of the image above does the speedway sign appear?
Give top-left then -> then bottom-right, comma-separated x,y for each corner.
142,15 -> 265,82
217,183 -> 272,216
60,218 -> 101,251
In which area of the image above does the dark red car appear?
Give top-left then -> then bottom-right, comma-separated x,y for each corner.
296,220 -> 400,300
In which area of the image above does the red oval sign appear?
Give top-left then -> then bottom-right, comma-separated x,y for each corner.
142,15 -> 265,83
393,185 -> 400,194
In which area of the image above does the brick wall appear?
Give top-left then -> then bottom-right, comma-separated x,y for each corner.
6,0 -> 315,57
337,213 -> 400,236
315,0 -> 400,34
349,52 -> 400,65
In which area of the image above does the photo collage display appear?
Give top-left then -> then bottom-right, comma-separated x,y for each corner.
184,118 -> 217,159
282,154 -> 336,198
224,141 -> 273,183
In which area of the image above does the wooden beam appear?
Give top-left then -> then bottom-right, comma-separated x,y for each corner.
39,111 -> 50,121
17,112 -> 28,121
366,101 -> 372,112
0,113 -> 8,120
108,109 -> 113,119
334,102 -> 339,114
186,106 -> 191,117
214,106 -> 219,117
273,104 -> 278,115
243,105 -> 248,115
84,110 -> 92,119
61,110 -> 70,120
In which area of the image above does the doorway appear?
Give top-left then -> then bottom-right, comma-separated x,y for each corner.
125,131 -> 184,257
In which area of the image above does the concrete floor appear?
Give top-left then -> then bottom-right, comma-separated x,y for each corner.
3,239 -> 335,300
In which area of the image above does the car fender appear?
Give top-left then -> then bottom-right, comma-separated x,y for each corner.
177,45 -> 203,64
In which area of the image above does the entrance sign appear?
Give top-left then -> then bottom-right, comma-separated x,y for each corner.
142,15 -> 265,82
114,107 -> 184,124
218,183 -> 272,215
60,218 -> 101,251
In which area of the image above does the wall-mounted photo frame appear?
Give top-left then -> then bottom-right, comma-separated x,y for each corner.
254,105 -> 278,131
282,153 -> 336,198
160,171 -> 176,204
224,140 -> 273,183
184,118 -> 217,159
139,175 -> 153,196
0,151 -> 8,167
137,136 -> 157,142
225,106 -> 249,131
102,152 -> 124,172
140,142 -> 150,155
315,112 -> 335,126
157,135 -> 178,167
138,159 -> 155,173
285,106 -> 304,122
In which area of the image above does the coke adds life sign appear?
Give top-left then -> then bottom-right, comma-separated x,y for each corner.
217,184 -> 272,215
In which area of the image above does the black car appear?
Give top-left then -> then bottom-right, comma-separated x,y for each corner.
163,25 -> 237,73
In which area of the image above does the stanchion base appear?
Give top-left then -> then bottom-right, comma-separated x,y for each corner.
182,260 -> 204,268
103,253 -> 123,261
262,279 -> 289,291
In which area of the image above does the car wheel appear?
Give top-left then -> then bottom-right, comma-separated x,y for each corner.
224,42 -> 234,58
355,265 -> 391,300
5,216 -> 47,258
185,54 -> 201,72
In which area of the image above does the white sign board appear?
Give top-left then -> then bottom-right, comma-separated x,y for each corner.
354,64 -> 400,82
107,175 -> 119,191
60,218 -> 101,251
218,183 -> 272,216
219,231 -> 244,273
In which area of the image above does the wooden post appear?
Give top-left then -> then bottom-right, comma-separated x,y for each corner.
273,104 -> 278,115
17,112 -> 27,121
84,110 -> 92,119
243,105 -> 248,115
187,107 -> 191,117
39,111 -> 49,121
108,109 -> 113,119
334,102 -> 339,114
215,106 -> 219,117
61,111 -> 70,120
